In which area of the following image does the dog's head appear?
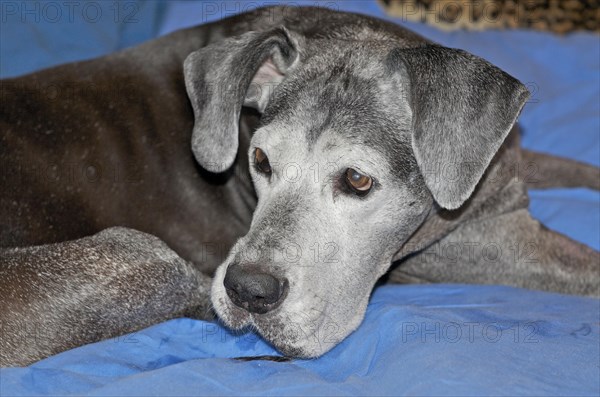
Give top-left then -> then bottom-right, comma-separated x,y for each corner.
184,26 -> 529,357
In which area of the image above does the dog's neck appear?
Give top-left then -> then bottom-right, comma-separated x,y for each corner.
393,125 -> 529,261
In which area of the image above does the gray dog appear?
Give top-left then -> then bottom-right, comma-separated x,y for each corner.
1,6 -> 598,366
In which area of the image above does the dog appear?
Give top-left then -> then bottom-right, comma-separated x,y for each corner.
1,6 -> 599,366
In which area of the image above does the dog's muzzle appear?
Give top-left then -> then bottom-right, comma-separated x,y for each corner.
223,263 -> 289,314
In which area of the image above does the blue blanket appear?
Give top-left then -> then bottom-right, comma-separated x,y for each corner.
1,1 -> 598,395
2,285 -> 598,396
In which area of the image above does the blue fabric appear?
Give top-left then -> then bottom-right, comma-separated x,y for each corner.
1,1 -> 599,395
0,0 -> 166,78
529,188 -> 600,251
0,285 -> 600,396
1,285 -> 598,396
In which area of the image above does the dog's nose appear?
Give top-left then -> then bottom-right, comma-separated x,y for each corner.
223,264 -> 288,314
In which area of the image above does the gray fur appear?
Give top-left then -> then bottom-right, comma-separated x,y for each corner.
389,46 -> 530,209
1,6 -> 598,365
184,27 -> 300,173
0,228 -> 212,366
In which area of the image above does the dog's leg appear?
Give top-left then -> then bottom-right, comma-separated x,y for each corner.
521,149 -> 600,190
388,209 -> 599,296
0,227 -> 213,367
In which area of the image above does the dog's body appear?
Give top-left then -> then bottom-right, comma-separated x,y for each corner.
1,6 -> 598,366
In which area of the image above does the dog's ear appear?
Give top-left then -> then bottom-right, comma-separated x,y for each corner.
389,45 -> 529,209
184,27 -> 300,173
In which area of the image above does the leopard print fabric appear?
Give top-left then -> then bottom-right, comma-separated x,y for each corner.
379,0 -> 599,34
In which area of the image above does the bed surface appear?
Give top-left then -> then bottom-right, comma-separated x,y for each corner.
2,285 -> 598,396
1,1 -> 598,396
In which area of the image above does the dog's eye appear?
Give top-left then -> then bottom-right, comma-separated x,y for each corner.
254,148 -> 272,175
345,168 -> 373,196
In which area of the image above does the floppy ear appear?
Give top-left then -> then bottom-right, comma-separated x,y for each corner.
389,45 -> 530,210
184,27 -> 299,173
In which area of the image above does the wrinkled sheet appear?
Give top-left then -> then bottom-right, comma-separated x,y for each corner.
1,1 -> 598,396
2,285 -> 598,396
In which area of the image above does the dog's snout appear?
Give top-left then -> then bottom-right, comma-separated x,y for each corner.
223,264 -> 288,314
